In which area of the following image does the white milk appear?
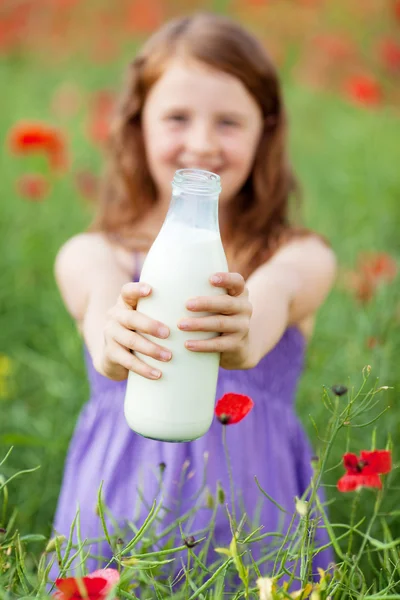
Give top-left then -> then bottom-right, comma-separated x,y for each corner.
124,220 -> 228,442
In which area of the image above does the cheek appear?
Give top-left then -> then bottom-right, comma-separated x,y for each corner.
148,124 -> 183,159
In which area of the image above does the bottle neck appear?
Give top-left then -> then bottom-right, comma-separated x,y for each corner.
165,186 -> 221,232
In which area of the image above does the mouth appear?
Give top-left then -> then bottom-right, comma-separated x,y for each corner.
179,165 -> 223,175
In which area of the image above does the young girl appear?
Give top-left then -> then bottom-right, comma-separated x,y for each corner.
51,12 -> 336,584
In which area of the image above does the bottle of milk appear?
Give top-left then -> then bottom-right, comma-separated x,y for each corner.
124,168 -> 228,442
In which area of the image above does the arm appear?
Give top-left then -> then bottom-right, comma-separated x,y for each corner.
245,236 -> 337,366
55,233 -> 173,381
54,233 -> 129,370
178,235 -> 337,369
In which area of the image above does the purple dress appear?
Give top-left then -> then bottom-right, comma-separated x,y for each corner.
50,265 -> 332,584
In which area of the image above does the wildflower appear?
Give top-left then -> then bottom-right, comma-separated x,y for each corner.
87,90 -> 115,146
345,252 -> 397,303
54,568 -> 120,600
344,75 -> 382,108
215,393 -> 254,425
331,385 -> 347,397
256,577 -> 275,600
8,122 -> 68,172
394,0 -> 400,24
379,38 -> 400,71
45,535 -> 66,553
16,174 -> 49,201
337,450 -> 392,492
125,0 -> 163,34
295,497 -> 308,517
313,33 -> 355,61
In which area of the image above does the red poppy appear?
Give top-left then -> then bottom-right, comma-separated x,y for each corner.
337,450 -> 392,492
346,252 -> 397,303
8,122 -> 68,172
379,38 -> 400,71
54,568 -> 120,600
16,174 -> 49,201
215,393 -> 254,425
366,336 -> 380,350
125,0 -> 164,34
394,0 -> 400,24
344,75 -> 382,107
87,90 -> 115,146
313,33 -> 355,60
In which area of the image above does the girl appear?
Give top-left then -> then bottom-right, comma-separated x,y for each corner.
51,12 -> 336,584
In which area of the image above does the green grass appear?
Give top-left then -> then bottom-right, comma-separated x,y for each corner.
0,48 -> 399,565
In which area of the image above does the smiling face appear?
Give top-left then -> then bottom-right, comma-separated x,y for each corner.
141,57 -> 264,206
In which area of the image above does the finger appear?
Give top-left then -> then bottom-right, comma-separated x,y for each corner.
118,282 -> 152,309
186,295 -> 251,315
115,308 -> 170,339
111,323 -> 172,362
210,272 -> 245,297
184,334 -> 239,353
178,315 -> 247,334
106,341 -> 162,380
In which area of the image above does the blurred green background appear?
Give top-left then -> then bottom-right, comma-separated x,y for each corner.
0,0 -> 399,557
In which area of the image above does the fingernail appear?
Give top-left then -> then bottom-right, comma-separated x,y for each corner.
186,300 -> 196,310
179,321 -> 190,330
160,350 -> 172,361
141,284 -> 150,295
158,326 -> 169,338
151,369 -> 161,379
185,341 -> 195,350
211,275 -> 222,284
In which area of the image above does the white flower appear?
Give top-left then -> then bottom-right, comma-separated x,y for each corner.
295,496 -> 308,517
256,577 -> 274,600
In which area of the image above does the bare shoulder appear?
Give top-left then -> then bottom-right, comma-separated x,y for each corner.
271,234 -> 336,281
55,232 -> 117,321
269,234 -> 337,333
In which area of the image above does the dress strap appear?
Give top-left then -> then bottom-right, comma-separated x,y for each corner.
133,251 -> 142,283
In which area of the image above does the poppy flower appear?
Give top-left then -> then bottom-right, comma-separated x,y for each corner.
337,450 -> 392,492
16,174 -> 49,201
379,38 -> 400,71
8,122 -> 68,172
125,0 -> 164,34
344,75 -> 382,107
215,393 -> 254,425
313,33 -> 355,61
54,568 -> 120,600
87,90 -> 115,146
394,0 -> 400,24
346,252 -> 397,303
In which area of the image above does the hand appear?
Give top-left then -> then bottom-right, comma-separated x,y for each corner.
99,282 -> 172,381
177,273 -> 253,370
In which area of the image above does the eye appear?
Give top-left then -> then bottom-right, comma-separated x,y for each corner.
218,118 -> 240,128
166,113 -> 188,123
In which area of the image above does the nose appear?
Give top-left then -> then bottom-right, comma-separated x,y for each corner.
186,119 -> 218,157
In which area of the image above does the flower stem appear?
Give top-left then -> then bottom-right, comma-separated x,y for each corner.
222,426 -> 236,529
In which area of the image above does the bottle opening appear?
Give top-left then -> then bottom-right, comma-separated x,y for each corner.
172,169 -> 221,195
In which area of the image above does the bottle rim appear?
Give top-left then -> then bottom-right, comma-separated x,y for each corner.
172,168 -> 221,195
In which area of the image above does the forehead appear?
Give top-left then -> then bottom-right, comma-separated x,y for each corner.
145,57 -> 259,114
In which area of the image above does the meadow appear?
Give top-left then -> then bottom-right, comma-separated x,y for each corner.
0,0 -> 400,597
